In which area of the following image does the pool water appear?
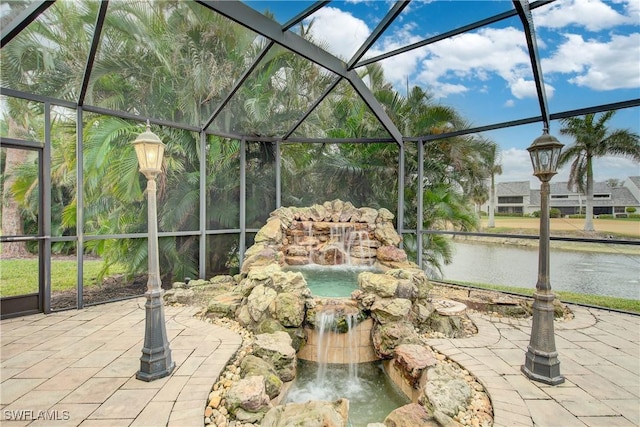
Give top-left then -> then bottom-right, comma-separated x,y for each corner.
286,265 -> 373,297
284,360 -> 410,426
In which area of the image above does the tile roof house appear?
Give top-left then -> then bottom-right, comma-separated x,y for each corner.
481,176 -> 640,217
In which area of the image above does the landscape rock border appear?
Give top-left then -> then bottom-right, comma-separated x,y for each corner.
169,201 -> 500,426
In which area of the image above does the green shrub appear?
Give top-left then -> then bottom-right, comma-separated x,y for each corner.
568,214 -> 585,219
626,207 -> 637,214
630,214 -> 640,219
598,214 -> 614,219
531,209 -> 561,218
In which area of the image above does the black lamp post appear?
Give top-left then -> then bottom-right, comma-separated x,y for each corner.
133,121 -> 175,381
521,129 -> 565,385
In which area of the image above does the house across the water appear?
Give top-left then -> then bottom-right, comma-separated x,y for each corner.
481,176 -> 640,217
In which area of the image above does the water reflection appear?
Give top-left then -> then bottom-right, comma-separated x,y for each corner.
441,241 -> 640,300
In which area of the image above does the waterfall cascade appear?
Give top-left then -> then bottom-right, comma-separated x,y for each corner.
286,220 -> 377,267
285,306 -> 409,426
315,310 -> 359,386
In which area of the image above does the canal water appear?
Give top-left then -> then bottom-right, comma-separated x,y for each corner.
441,241 -> 640,300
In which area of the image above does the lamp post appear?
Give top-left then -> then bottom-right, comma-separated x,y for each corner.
521,129 -> 565,385
133,121 -> 175,381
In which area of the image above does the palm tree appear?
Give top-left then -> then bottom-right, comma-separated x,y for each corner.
558,111 -> 640,231
484,143 -> 502,228
1,116 -> 32,258
1,1 -> 353,279
303,64 -> 488,274
2,1 -> 492,282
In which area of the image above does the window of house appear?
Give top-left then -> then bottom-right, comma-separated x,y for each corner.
498,206 -> 523,214
551,195 -> 569,199
593,194 -> 611,199
498,196 -> 523,204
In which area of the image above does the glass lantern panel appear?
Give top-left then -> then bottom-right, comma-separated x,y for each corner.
529,150 -> 539,175
539,148 -> 552,171
550,146 -> 561,174
133,143 -> 148,170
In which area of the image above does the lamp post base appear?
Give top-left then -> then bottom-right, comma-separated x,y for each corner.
523,290 -> 564,385
521,348 -> 564,385
137,356 -> 175,382
136,290 -> 175,382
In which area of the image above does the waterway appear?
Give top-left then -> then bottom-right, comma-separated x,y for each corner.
441,240 -> 640,300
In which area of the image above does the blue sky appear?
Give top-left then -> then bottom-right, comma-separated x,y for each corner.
245,0 -> 640,187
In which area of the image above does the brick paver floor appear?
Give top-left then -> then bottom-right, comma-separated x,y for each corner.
1,299 -> 241,426
427,305 -> 640,427
1,299 -> 638,426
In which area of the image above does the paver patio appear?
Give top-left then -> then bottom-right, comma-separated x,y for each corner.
1,300 -> 241,426
1,298 -> 638,426
427,305 -> 640,427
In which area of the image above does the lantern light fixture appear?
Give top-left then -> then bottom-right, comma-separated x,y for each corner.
527,129 -> 563,182
132,120 -> 165,179
132,120 -> 174,382
521,127 -> 565,386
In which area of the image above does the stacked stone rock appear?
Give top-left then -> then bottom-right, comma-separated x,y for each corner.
242,199 -> 405,272
194,200 -> 493,427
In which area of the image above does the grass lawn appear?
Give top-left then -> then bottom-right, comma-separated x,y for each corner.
480,216 -> 640,239
447,280 -> 640,314
0,258 -> 126,298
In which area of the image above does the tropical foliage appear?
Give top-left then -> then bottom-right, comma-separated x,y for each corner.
558,111 -> 640,231
1,0 -> 501,286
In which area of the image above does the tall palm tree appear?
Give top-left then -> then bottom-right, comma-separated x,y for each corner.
1,116 -> 32,258
1,1 -> 356,279
2,1 -> 493,281
303,64 -> 488,274
558,111 -> 640,231
484,143 -> 502,228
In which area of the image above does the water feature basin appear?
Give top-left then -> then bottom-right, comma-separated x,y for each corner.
285,360 -> 410,427
286,265 -> 377,297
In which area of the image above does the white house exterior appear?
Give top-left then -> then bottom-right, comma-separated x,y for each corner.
481,177 -> 640,217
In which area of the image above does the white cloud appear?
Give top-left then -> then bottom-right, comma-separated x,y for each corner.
497,148 -> 539,186
405,27 -> 543,100
542,33 -> 640,90
370,26 -> 533,98
533,0 -> 634,31
511,78 -> 556,99
366,23 -> 425,90
304,7 -> 370,61
621,0 -> 640,18
368,9 -> 638,100
303,1 -> 638,124
593,156 -> 640,181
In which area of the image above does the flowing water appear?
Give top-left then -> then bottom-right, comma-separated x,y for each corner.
315,311 -> 359,383
441,241 -> 640,300
285,310 -> 409,426
285,360 -> 410,426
